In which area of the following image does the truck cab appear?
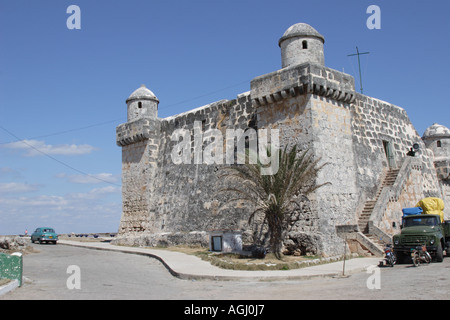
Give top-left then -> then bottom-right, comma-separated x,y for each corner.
393,214 -> 449,263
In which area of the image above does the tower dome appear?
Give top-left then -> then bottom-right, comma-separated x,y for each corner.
126,85 -> 159,121
422,123 -> 450,163
279,23 -> 325,68
423,123 -> 450,140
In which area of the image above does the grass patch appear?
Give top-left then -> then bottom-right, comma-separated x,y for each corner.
195,252 -> 325,271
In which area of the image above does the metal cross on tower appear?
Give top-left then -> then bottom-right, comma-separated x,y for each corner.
347,47 -> 370,94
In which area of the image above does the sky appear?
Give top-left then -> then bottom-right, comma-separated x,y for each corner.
0,0 -> 449,235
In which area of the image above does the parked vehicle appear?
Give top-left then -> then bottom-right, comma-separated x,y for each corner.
31,227 -> 58,244
393,214 -> 450,263
411,244 -> 431,267
383,243 -> 396,267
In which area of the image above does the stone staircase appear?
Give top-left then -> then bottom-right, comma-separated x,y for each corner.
365,234 -> 385,249
358,169 -> 399,235
355,168 -> 400,256
339,158 -> 419,257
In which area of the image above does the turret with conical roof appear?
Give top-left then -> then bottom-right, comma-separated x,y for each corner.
423,123 -> 450,181
279,23 -> 325,68
126,84 -> 159,122
423,123 -> 450,161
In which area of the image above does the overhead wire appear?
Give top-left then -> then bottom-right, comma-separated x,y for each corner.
0,119 -> 121,145
0,125 -> 122,187
0,79 -> 251,145
0,79 -> 251,187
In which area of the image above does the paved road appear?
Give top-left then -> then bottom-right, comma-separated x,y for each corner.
2,243 -> 450,300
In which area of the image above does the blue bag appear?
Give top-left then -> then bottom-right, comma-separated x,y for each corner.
402,207 -> 423,216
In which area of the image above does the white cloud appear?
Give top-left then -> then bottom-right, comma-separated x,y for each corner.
2,139 -> 96,157
0,187 -> 122,235
57,172 -> 119,184
67,186 -> 121,200
91,186 -> 121,194
0,195 -> 67,207
0,182 -> 40,193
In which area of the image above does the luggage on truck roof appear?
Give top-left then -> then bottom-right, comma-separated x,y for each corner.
402,207 -> 423,216
415,197 -> 445,222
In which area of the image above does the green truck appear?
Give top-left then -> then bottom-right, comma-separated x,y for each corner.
393,214 -> 450,263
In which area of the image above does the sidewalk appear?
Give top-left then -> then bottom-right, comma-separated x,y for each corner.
58,240 -> 380,281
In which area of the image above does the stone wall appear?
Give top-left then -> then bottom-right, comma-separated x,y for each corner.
435,160 -> 450,181
308,96 -> 359,255
442,181 -> 450,218
350,94 -> 440,202
115,61 -> 445,256
155,94 -> 257,234
118,141 -> 150,234
381,164 -> 426,234
114,94 -> 262,247
116,118 -> 161,235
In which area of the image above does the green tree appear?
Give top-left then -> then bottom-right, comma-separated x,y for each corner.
219,145 -> 328,259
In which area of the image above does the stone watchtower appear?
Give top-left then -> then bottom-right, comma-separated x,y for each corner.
422,123 -> 450,180
423,123 -> 450,215
126,84 -> 159,121
279,23 -> 325,68
116,85 -> 161,235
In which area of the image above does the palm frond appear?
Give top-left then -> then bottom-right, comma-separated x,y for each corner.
217,145 -> 328,259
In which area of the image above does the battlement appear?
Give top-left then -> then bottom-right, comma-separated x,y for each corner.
250,62 -> 356,107
116,118 -> 160,147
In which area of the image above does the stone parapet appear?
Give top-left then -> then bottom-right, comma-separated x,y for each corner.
116,118 -> 161,147
250,62 -> 356,107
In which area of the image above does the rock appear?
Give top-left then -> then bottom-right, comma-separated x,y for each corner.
0,236 -> 32,253
283,231 -> 322,256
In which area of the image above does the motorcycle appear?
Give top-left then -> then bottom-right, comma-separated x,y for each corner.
411,244 -> 431,267
380,243 -> 396,267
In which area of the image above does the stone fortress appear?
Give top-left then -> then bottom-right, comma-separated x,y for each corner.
114,23 -> 450,257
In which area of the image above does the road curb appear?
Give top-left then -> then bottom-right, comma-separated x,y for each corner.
61,242 -> 183,279
58,240 -> 380,282
0,279 -> 19,296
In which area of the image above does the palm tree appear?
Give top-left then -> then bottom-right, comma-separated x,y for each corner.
218,145 -> 329,259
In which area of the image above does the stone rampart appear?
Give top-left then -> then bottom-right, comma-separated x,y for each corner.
350,94 -> 440,201
115,23 -> 447,257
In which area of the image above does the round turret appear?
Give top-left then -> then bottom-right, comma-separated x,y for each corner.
126,85 -> 159,121
423,123 -> 450,181
279,23 -> 325,68
423,123 -> 450,161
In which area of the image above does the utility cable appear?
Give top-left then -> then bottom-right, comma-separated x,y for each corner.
0,79 -> 251,144
0,125 -> 122,187
158,79 -> 250,111
0,119 -> 121,145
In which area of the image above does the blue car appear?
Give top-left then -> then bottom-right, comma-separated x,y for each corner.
31,227 -> 58,244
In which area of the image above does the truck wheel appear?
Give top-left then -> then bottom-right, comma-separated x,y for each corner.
436,243 -> 444,262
